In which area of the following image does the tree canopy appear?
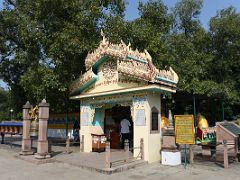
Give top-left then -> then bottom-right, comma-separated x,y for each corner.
0,0 -> 125,113
0,0 -> 239,120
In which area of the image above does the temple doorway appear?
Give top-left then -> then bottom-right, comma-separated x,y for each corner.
104,105 -> 133,150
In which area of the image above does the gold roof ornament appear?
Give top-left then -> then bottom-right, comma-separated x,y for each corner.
161,116 -> 169,129
197,115 -> 209,130
29,105 -> 39,137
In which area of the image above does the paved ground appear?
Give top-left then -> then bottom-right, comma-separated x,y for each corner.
0,144 -> 240,180
56,149 -> 136,169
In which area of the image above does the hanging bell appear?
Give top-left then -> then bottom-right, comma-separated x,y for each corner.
30,120 -> 39,137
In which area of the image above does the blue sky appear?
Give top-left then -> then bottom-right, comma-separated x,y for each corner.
125,0 -> 240,29
0,0 -> 239,27
0,0 -> 240,89
0,79 -> 7,89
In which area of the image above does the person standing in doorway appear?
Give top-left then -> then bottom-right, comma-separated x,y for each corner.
120,117 -> 131,149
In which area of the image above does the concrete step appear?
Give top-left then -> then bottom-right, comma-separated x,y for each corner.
56,158 -> 148,175
107,159 -> 148,174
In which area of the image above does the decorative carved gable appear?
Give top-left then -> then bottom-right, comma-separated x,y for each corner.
70,31 -> 178,96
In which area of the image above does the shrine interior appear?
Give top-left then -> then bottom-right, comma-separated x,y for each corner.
104,105 -> 133,149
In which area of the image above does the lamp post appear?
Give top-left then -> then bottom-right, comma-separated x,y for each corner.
10,109 -> 13,121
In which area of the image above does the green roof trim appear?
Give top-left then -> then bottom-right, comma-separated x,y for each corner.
127,55 -> 148,64
92,56 -> 109,73
71,56 -> 109,95
71,73 -> 98,95
155,75 -> 177,85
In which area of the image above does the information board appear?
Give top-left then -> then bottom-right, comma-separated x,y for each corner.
175,115 -> 194,144
135,109 -> 146,126
81,112 -> 89,126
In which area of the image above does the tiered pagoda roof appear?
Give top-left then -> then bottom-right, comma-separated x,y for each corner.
70,31 -> 178,96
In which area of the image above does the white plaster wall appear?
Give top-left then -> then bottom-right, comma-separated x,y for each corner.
133,96 -> 149,161
80,126 -> 92,152
80,105 -> 93,152
80,107 -> 105,152
147,93 -> 162,163
80,92 -> 162,158
134,125 -> 149,161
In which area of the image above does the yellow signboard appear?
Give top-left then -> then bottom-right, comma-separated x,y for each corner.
175,115 -> 195,144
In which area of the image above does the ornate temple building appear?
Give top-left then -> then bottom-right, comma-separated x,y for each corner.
70,32 -> 179,163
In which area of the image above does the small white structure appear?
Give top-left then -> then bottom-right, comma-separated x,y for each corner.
161,151 -> 181,166
70,33 -> 179,163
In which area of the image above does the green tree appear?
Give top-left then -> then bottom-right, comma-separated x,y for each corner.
126,0 -> 173,68
0,88 -> 9,121
0,0 -> 126,113
173,0 -> 203,36
169,0 -> 217,96
209,6 -> 240,104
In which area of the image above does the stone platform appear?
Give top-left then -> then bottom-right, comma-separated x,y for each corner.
15,154 -> 55,165
2,136 -> 147,174
16,149 -> 147,174
55,150 -> 147,174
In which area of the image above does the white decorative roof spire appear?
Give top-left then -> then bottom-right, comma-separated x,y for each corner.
100,29 -> 107,45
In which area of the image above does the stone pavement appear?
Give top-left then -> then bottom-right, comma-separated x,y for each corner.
2,135 -> 147,173
0,144 -> 240,180
55,150 -> 147,174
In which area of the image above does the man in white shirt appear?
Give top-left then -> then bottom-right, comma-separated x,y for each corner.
120,118 -> 131,149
